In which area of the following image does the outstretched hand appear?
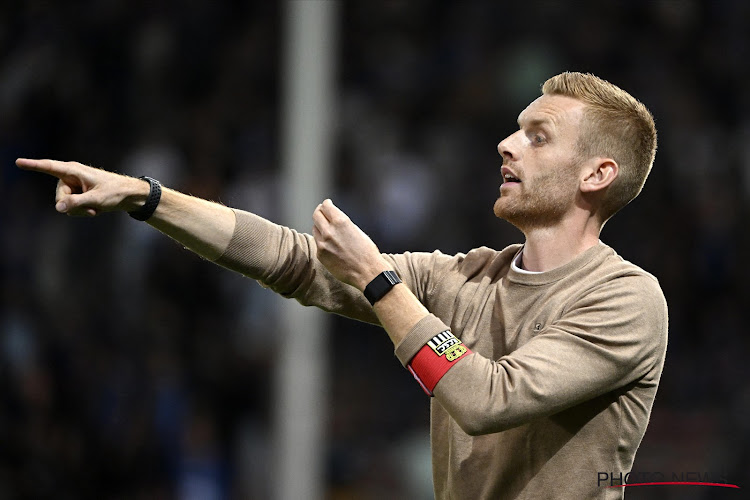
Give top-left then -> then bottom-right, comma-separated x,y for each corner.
16,158 -> 146,217
312,199 -> 391,291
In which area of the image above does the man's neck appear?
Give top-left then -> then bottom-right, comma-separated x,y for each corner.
520,218 -> 601,272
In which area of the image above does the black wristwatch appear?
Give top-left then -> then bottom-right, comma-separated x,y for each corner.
364,270 -> 402,305
128,176 -> 162,221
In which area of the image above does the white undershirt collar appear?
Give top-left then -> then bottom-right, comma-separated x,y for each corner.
511,250 -> 543,274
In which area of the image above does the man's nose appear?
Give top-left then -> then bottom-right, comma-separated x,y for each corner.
497,133 -> 517,163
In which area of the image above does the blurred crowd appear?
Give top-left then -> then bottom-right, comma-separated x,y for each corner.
1,0 -> 749,498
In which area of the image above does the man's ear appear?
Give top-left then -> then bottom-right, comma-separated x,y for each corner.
580,158 -> 618,193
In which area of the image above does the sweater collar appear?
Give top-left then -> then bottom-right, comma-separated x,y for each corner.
507,241 -> 610,286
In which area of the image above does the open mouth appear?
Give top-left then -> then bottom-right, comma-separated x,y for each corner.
503,173 -> 521,183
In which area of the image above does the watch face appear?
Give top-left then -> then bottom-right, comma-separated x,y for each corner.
365,271 -> 402,305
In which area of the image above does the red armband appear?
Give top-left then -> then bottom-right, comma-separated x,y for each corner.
406,330 -> 472,396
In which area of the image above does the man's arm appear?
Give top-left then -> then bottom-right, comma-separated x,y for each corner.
16,158 -> 236,260
17,159 -> 434,325
312,199 -> 668,435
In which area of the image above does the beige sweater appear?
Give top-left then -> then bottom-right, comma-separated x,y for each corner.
217,210 -> 668,500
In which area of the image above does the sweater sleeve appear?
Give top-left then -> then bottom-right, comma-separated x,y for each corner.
396,274 -> 668,435
214,208 -> 454,324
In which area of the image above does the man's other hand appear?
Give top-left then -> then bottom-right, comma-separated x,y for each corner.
312,199 -> 391,291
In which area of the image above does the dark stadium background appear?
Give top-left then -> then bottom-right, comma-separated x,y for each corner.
1,1 -> 748,499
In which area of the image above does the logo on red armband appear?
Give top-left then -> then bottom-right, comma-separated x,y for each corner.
446,344 -> 468,361
427,330 -> 468,361
408,330 -> 472,396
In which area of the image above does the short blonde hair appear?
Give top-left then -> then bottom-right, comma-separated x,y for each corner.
542,72 -> 657,222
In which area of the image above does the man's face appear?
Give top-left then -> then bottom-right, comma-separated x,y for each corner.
493,94 -> 587,230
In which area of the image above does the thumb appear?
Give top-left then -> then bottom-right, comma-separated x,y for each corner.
57,191 -> 100,216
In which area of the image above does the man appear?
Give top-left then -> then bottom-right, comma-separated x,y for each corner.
19,72 -> 667,499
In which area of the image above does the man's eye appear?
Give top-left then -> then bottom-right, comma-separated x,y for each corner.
534,135 -> 546,144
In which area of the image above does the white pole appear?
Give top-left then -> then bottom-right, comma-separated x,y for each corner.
275,1 -> 337,499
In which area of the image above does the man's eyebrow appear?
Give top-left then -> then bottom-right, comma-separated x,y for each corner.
517,116 -> 555,129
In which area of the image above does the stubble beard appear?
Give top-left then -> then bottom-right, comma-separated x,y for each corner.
493,164 -> 580,231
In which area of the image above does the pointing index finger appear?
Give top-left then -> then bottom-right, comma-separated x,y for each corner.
16,158 -> 73,178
